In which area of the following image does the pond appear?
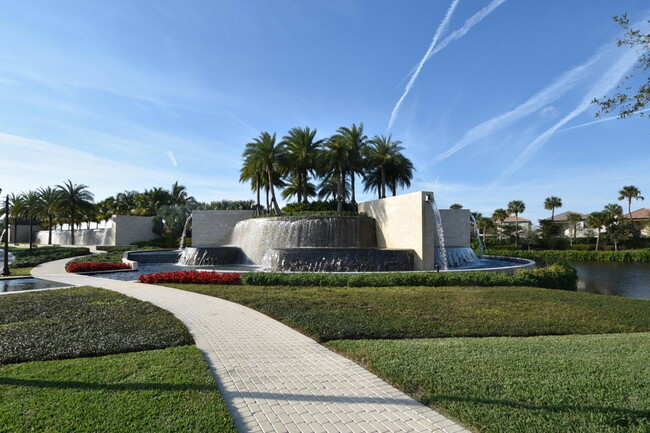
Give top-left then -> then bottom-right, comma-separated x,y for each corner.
0,277 -> 70,293
570,261 -> 650,300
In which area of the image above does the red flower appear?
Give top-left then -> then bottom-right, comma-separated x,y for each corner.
66,262 -> 132,273
137,271 -> 241,285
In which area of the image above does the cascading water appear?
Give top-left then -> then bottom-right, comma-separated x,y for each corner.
179,214 -> 192,249
100,221 -> 113,246
470,214 -> 485,256
36,228 -> 111,246
429,197 -> 449,270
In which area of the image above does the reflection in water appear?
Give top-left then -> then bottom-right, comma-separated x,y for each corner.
570,261 -> 650,300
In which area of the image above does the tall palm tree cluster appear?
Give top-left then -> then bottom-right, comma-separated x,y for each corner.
6,180 -> 194,246
240,124 -> 415,215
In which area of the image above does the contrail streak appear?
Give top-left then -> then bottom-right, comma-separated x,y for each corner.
559,108 -> 650,132
433,52 -> 603,163
388,0 -> 461,129
490,48 -> 640,188
425,0 -> 507,62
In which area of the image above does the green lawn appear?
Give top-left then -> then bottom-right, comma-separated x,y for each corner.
0,286 -> 193,364
164,284 -> 650,341
329,334 -> 650,433
0,345 -> 237,433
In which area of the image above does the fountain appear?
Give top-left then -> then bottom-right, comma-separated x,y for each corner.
427,194 -> 449,270
36,227 -> 112,246
470,214 -> 485,256
179,214 -> 192,249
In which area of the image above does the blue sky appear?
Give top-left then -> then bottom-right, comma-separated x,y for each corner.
2,0 -> 649,222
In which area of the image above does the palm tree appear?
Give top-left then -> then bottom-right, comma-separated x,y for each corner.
240,156 -> 265,216
56,180 -> 94,245
37,186 -> 61,245
242,132 -> 286,215
544,196 -> 562,222
170,181 -> 193,206
492,208 -> 508,244
281,175 -> 316,203
282,127 -> 322,204
618,185 -> 644,222
8,193 -> 25,245
22,191 -> 43,253
337,123 -> 367,205
320,135 -> 351,213
138,187 -> 172,215
386,153 -> 414,196
566,213 -> 583,245
114,190 -> 139,215
364,134 -> 404,199
507,200 -> 526,247
587,211 -> 608,251
450,204 -> 463,210
318,174 -> 350,202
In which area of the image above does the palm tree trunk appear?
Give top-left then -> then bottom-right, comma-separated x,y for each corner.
551,208 -> 555,222
28,219 -> 33,254
380,167 -> 386,199
71,206 -> 76,246
391,180 -> 397,197
12,217 -> 17,245
337,169 -> 344,214
48,215 -> 53,245
265,187 -> 270,213
268,170 -> 281,215
350,172 -> 356,205
515,214 -> 519,247
595,229 -> 600,251
255,186 -> 261,217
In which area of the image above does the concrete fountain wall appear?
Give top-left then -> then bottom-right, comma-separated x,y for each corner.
358,191 -> 470,271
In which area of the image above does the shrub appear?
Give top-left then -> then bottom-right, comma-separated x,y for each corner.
139,271 -> 241,285
66,262 -> 131,273
11,246 -> 91,268
241,264 -> 577,291
486,249 -> 650,262
67,251 -> 125,265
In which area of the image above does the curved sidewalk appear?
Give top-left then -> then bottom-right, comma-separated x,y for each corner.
33,259 -> 471,433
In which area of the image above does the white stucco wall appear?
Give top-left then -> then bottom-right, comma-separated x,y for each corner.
112,215 -> 157,245
192,210 -> 255,246
359,191 -> 470,271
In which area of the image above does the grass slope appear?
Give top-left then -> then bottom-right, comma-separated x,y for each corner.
0,286 -> 193,364
329,334 -> 650,433
164,284 -> 650,341
0,345 -> 237,433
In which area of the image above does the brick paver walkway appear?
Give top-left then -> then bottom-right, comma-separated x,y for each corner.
32,258 -> 471,433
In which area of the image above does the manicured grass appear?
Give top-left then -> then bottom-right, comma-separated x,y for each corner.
11,246 -> 90,268
0,286 -> 193,364
0,345 -> 237,433
164,284 -> 650,341
328,333 -> 650,433
67,250 -> 124,265
0,267 -> 32,277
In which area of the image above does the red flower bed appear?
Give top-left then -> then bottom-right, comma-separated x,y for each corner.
66,262 -> 132,273
138,271 -> 241,285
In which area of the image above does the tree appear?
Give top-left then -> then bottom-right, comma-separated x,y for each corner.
507,200 -> 526,247
7,193 -> 25,245
544,196 -> 562,222
56,180 -> 94,246
170,181 -> 193,206
138,187 -> 172,215
337,123 -> 367,205
450,203 -> 463,210
114,190 -> 139,215
364,134 -> 404,199
282,127 -> 323,204
242,132 -> 286,215
22,191 -> 43,253
281,175 -> 317,203
37,186 -> 61,245
587,211 -> 608,251
593,14 -> 650,119
566,212 -> 583,245
618,185 -> 644,222
321,135 -> 351,213
240,154 -> 265,216
492,208 -> 508,244
386,153 -> 414,196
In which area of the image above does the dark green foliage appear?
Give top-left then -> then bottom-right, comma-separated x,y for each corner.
0,346 -> 238,433
0,287 -> 193,364
264,211 -> 365,217
96,246 -> 134,252
164,283 -> 650,342
329,333 -> 650,433
11,246 -> 90,268
241,264 -> 577,291
281,200 -> 358,214
67,251 -> 125,265
487,249 -> 650,262
133,238 -> 182,248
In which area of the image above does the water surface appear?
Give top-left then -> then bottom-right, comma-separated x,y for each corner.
570,261 -> 650,300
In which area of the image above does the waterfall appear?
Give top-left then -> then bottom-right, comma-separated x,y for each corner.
429,198 -> 449,270
470,214 -> 485,256
179,214 -> 192,249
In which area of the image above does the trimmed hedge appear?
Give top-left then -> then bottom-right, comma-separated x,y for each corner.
0,286 -> 193,364
241,263 -> 577,291
486,249 -> 650,262
66,262 -> 131,273
67,251 -> 124,265
11,246 -> 90,268
139,271 -> 241,285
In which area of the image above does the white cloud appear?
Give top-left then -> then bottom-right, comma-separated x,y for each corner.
166,150 -> 178,167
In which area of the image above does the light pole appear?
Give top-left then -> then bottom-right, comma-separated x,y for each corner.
3,191 -> 10,276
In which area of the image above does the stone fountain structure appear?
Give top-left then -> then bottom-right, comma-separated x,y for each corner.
187,191 -> 473,272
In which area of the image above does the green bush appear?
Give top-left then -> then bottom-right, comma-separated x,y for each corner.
11,246 -> 90,268
0,286 -> 193,364
241,263 -> 577,291
67,251 -> 125,265
486,249 -> 650,262
96,246 -> 134,252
